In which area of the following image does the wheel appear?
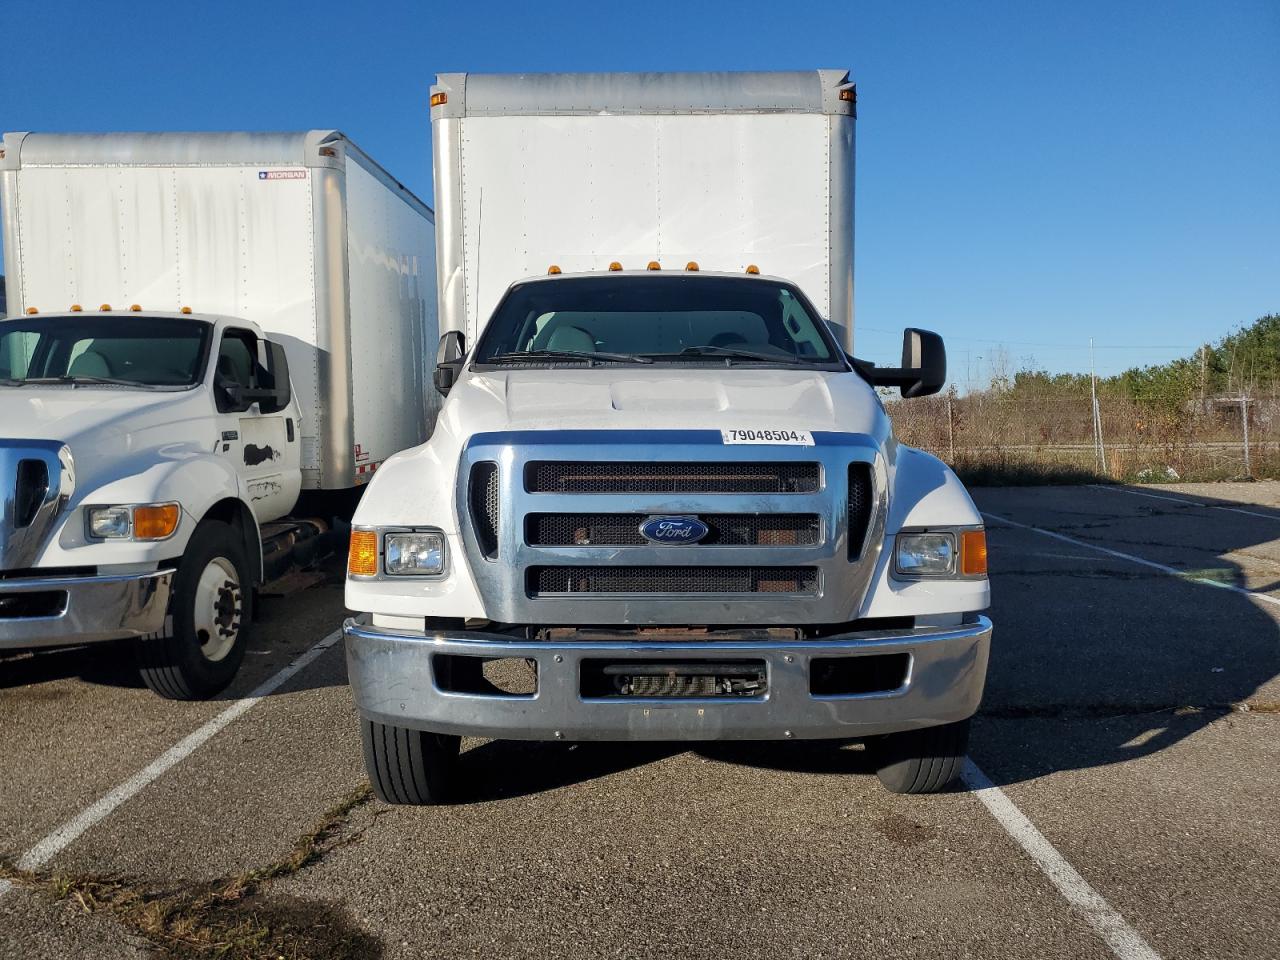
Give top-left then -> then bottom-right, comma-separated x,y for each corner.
135,520 -> 252,700
361,719 -> 461,805
869,718 -> 970,794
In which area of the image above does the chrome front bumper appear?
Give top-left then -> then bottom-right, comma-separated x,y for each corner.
0,570 -> 173,650
344,615 -> 992,741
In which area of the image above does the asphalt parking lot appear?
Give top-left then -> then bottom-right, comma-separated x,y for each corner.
2,482 -> 1278,960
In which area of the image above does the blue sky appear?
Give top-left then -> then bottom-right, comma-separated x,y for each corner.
2,0 -> 1276,382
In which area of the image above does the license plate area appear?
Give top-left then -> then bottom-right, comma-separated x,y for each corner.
580,659 -> 767,699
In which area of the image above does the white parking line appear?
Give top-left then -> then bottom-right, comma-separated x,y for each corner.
0,628 -> 344,898
982,511 -> 1280,610
963,760 -> 1163,960
1090,484 -> 1280,522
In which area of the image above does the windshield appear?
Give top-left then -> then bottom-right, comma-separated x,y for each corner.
0,316 -> 211,387
474,276 -> 842,366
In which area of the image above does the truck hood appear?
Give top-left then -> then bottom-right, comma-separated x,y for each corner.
434,367 -> 888,440
0,388 -> 208,463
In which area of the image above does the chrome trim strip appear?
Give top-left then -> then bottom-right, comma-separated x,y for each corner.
1,440 -> 75,570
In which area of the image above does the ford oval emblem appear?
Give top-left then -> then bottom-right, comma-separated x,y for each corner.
639,515 -> 709,545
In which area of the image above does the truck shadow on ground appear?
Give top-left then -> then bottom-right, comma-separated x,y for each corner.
967,484 -> 1280,788
0,642 -> 145,691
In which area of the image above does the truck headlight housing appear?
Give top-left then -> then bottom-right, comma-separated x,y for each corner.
894,528 -> 987,579
86,503 -> 181,541
383,531 -> 447,577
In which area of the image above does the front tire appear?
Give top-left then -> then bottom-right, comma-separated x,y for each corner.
870,718 -> 970,794
361,719 -> 461,805
135,520 -> 252,700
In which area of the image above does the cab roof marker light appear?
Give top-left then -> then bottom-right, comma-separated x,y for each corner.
99,304 -> 111,312
685,262 -> 699,271
547,264 -> 562,274
430,92 -> 448,107
608,261 -> 623,272
647,261 -> 661,271
180,306 -> 192,314
70,304 -> 83,312
25,307 -> 38,315
745,264 -> 760,275
130,304 -> 142,312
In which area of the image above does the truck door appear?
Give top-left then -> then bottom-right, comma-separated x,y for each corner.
212,328 -> 298,522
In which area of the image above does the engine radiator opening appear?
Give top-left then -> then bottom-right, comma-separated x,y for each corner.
581,659 -> 767,699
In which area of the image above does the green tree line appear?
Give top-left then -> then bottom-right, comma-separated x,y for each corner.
1009,313 -> 1279,405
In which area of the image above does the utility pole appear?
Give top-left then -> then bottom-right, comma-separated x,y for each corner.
1090,338 -> 1106,475
1199,344 -> 1209,414
1241,394 -> 1252,477
947,393 -> 956,463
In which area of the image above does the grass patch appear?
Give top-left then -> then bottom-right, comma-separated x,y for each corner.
1,784 -> 379,960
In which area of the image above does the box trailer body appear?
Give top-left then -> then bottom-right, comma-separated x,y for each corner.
0,130 -> 436,700
345,72 -> 991,802
1,130 -> 438,488
430,70 -> 855,352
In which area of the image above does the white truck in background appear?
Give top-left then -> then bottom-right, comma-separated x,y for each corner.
0,130 -> 436,698
345,71 -> 991,800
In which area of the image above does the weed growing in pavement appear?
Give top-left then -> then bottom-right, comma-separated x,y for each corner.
0,784 -> 380,959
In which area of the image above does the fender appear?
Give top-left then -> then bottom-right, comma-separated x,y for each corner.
38,448 -> 265,581
858,444 -> 989,620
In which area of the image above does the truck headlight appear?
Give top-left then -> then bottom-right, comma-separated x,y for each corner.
894,528 -> 987,579
383,531 -> 447,577
88,506 -> 133,539
85,504 -> 180,542
86,503 -> 181,541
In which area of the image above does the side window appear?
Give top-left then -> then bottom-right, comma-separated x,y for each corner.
214,329 -> 258,412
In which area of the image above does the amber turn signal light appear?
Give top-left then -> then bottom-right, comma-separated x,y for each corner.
960,529 -> 988,576
133,504 -> 180,541
349,530 -> 379,577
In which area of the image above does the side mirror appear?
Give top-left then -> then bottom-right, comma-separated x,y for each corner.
864,328 -> 946,398
258,341 -> 292,414
434,331 -> 466,396
214,376 -> 250,413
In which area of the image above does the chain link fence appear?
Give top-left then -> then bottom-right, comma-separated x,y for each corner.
887,392 -> 1280,483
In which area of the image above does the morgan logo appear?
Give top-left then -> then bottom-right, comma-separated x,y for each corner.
639,516 -> 709,545
258,169 -> 308,180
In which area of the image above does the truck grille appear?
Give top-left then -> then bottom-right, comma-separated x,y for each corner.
848,463 -> 873,559
527,566 -> 818,596
15,459 -> 50,528
468,462 -> 500,559
525,513 -> 821,547
525,461 -> 820,494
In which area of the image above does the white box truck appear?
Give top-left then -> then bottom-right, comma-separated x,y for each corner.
345,71 -> 991,800
0,130 -> 437,699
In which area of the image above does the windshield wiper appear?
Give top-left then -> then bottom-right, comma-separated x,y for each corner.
485,350 -> 653,365
643,345 -> 810,364
20,375 -> 149,387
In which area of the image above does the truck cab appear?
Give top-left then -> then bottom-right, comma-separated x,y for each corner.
0,308 -> 300,696
344,267 -> 992,800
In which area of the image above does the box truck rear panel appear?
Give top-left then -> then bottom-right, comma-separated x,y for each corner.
343,155 -> 439,479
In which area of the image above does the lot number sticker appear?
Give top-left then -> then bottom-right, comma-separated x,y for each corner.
721,428 -> 814,446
